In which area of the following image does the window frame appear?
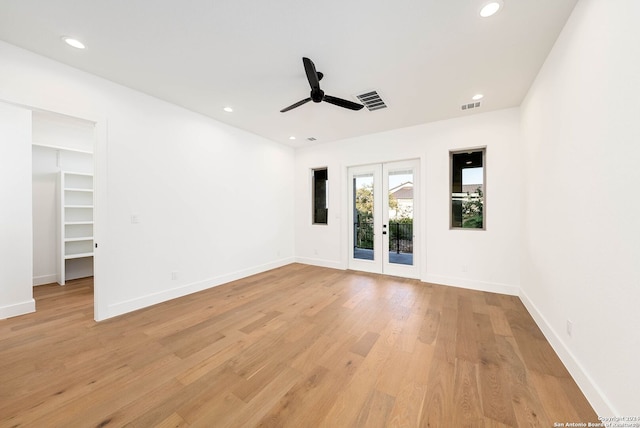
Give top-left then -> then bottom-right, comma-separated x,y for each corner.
311,167 -> 329,225
449,147 -> 486,230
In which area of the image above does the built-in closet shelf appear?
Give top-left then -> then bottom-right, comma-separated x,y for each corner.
65,188 -> 93,193
65,252 -> 94,260
64,237 -> 94,242
58,171 -> 94,285
32,142 -> 93,155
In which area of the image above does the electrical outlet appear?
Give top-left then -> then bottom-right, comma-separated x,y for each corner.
566,319 -> 573,337
462,264 -> 469,273
171,271 -> 178,280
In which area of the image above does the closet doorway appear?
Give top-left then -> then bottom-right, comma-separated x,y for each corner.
348,159 -> 420,279
32,110 -> 96,291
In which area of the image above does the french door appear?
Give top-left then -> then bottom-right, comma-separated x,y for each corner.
348,159 -> 419,278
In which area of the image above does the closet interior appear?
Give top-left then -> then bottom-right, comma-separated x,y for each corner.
32,110 -> 95,286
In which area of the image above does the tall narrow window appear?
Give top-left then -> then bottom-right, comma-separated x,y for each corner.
312,168 -> 328,224
451,149 -> 485,229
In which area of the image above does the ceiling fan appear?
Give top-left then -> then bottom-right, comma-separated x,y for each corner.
280,57 -> 364,113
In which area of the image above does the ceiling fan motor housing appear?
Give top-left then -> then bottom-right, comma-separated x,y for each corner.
311,89 -> 325,103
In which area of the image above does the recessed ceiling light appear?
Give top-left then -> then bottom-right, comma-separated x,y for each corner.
472,94 -> 484,101
479,1 -> 502,18
61,36 -> 85,49
223,107 -> 233,112
289,136 -> 296,140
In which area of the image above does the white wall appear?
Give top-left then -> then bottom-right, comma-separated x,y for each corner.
32,146 -> 59,285
0,102 -> 35,318
521,0 -> 640,416
295,108 -> 522,295
0,41 -> 295,320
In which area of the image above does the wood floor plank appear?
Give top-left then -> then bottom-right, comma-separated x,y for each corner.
216,365 -> 301,428
488,304 -> 514,337
289,333 -> 335,373
126,362 -> 241,426
418,307 -> 440,345
397,309 -> 423,352
557,375 -> 599,422
375,346 -> 414,396
175,336 -> 247,385
453,359 -> 485,427
530,371 -> 583,424
506,308 -> 570,378
478,353 -> 518,426
255,365 -> 337,427
434,306 -> 458,364
386,381 -> 427,427
177,368 -> 246,424
320,333 -> 394,427
354,389 -> 396,428
421,351 -> 456,427
456,296 -> 481,363
154,412 -> 190,428
97,378 -> 186,427
496,335 -> 553,427
350,331 -> 380,357
238,310 -> 283,334
381,334 -> 434,424
0,265 -> 598,426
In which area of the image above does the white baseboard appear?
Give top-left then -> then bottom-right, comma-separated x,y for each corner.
33,274 -> 57,286
103,257 -> 295,320
519,289 -> 616,416
295,256 -> 344,270
0,298 -> 36,319
423,274 -> 519,296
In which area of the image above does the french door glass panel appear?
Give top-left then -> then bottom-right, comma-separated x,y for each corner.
353,172 -> 375,260
386,167 -> 414,266
349,165 -> 382,274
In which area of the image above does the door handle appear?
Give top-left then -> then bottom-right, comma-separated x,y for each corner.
382,231 -> 387,235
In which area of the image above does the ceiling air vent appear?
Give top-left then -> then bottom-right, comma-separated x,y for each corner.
356,91 -> 387,111
461,102 -> 481,111
307,137 -> 317,142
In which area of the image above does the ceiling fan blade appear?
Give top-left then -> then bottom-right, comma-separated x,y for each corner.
280,97 -> 312,113
303,57 -> 321,91
323,95 -> 364,111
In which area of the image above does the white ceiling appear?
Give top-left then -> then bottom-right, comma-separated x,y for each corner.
0,0 -> 577,147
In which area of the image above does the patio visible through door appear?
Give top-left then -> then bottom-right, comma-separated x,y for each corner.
348,159 -> 419,278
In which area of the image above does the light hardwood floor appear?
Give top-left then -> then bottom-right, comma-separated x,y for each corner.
0,264 -> 598,427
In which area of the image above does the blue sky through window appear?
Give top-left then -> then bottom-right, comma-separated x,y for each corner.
463,167 -> 483,185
